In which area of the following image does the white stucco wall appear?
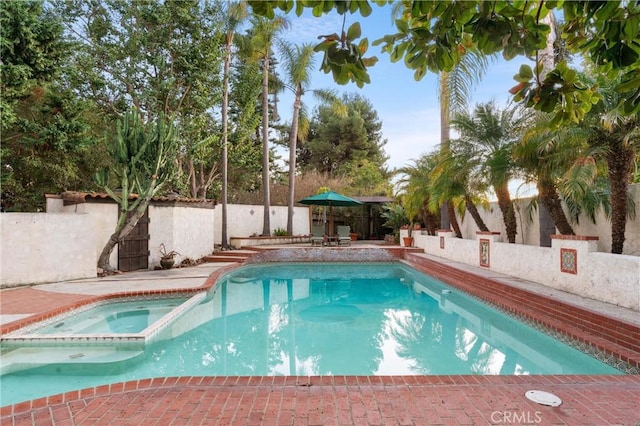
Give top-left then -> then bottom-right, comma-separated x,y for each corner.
490,242 -> 553,283
458,200 -> 542,245
571,184 -> 640,255
149,205 -> 214,268
583,252 -> 640,309
214,204 -> 311,244
0,213 -> 97,286
47,198 -> 120,267
414,232 -> 478,265
454,183 -> 640,255
80,203 -> 119,268
406,228 -> 639,310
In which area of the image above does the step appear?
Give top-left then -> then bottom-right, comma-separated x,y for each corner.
203,255 -> 250,263
203,250 -> 257,263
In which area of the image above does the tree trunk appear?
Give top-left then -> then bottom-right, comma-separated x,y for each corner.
538,203 -> 556,247
447,202 -> 462,238
261,53 -> 271,236
97,202 -> 148,272
464,194 -> 490,232
607,138 -> 633,254
97,232 -> 121,272
220,34 -> 232,249
495,184 -> 517,243
421,198 -> 440,236
287,87 -> 302,235
537,179 -> 574,235
439,71 -> 452,231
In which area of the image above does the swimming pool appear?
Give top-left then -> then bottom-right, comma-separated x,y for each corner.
0,262 -> 622,406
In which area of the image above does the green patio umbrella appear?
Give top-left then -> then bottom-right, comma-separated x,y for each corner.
298,191 -> 363,235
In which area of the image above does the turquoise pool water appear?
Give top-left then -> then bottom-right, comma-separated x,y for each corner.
32,298 -> 188,335
0,263 -> 621,406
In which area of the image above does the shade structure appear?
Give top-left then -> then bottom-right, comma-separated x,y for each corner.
298,191 -> 363,236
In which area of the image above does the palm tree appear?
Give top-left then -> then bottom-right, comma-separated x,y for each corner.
437,50 -> 493,233
429,145 -> 491,234
389,2 -> 493,233
220,1 -> 248,250
515,115 -> 590,236
396,154 -> 441,235
280,42 -> 314,235
451,102 -> 530,243
583,72 -> 640,254
278,41 -> 346,235
249,15 -> 289,236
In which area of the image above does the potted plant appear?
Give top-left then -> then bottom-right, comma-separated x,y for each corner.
159,243 -> 180,269
381,203 -> 409,245
402,193 -> 425,247
402,225 -> 414,247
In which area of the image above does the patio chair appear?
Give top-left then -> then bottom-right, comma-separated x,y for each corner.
311,225 -> 325,246
337,225 -> 351,246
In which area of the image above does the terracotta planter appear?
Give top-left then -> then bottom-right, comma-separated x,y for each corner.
402,237 -> 414,247
350,233 -> 358,241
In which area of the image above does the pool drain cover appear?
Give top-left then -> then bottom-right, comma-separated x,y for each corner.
525,390 -> 562,407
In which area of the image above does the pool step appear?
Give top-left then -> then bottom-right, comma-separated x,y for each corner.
203,250 -> 257,263
0,347 -> 144,375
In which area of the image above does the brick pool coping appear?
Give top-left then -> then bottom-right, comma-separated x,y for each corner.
3,375 -> 639,424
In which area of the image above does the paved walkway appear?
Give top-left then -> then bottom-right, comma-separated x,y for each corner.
1,259 -> 639,425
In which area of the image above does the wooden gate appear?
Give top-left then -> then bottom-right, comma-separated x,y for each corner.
118,209 -> 150,272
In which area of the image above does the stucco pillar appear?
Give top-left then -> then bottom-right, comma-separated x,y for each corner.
475,231 -> 501,268
550,234 -> 599,276
436,229 -> 454,250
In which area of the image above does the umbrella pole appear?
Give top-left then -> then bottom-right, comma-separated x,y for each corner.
330,204 -> 334,236
323,206 -> 327,233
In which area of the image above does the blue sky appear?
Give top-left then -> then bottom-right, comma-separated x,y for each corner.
277,5 -> 534,172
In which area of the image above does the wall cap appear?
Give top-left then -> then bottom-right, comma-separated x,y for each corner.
551,234 -> 599,241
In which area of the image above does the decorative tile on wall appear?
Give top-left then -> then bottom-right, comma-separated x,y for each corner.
479,239 -> 490,267
439,236 -> 445,249
560,248 -> 578,274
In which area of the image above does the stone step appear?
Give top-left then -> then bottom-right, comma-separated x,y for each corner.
203,250 -> 257,263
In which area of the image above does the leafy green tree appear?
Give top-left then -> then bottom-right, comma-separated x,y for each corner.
60,0 -> 225,197
299,93 -> 388,176
249,1 -> 640,124
94,110 -> 179,272
225,59 -> 264,199
1,87 -> 105,211
451,102 -> 530,243
342,159 -> 392,197
0,0 -> 66,129
0,0 -> 104,211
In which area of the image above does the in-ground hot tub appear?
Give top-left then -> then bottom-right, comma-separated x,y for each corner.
0,293 -> 207,376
